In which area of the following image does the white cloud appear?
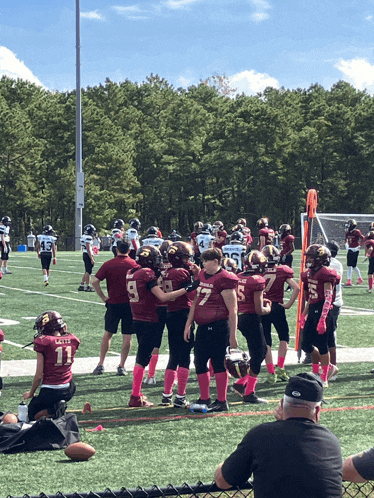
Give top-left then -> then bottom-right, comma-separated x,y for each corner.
335,58 -> 374,93
0,46 -> 45,88
177,76 -> 191,87
81,10 -> 105,21
250,0 -> 271,22
112,5 -> 150,19
365,15 -> 373,22
229,69 -> 279,95
164,0 -> 200,9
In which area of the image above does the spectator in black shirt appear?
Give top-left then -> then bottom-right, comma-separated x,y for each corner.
343,447 -> 374,483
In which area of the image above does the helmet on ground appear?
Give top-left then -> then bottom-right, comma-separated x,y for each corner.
279,224 -> 291,237
237,218 -> 247,226
114,219 -> 124,229
84,224 -> 96,236
262,245 -> 280,265
257,218 -> 268,229
43,225 -> 54,235
168,241 -> 193,268
1,216 -> 11,226
222,257 -> 238,273
136,245 -> 162,272
345,219 -> 357,232
244,250 -> 268,273
230,231 -> 244,244
33,311 -> 66,337
147,226 -> 158,236
202,223 -> 212,234
129,218 -> 141,230
213,221 -> 224,232
366,231 -> 374,241
305,244 -> 331,269
224,348 -> 250,378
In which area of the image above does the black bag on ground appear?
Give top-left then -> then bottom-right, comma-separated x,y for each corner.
0,413 -> 80,453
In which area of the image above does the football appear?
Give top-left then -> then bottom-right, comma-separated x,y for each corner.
64,442 -> 95,461
2,413 -> 18,424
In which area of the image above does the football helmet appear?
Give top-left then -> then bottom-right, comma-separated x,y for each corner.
114,219 -> 124,229
194,221 -> 203,233
244,250 -> 268,273
222,257 -> 238,273
262,245 -> 280,265
33,311 -> 66,337
224,348 -> 250,378
1,216 -> 11,226
84,224 -> 96,236
168,241 -> 193,268
305,244 -> 331,269
230,231 -> 244,244
369,222 -> 374,231
43,225 -> 54,235
366,231 -> 374,240
213,221 -> 224,232
136,245 -> 162,272
147,226 -> 158,236
345,219 -> 357,232
256,218 -> 268,229
202,223 -> 212,234
129,218 -> 141,230
237,218 -> 247,226
279,224 -> 291,236
160,239 -> 172,262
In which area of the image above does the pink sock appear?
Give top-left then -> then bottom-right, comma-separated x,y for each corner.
177,367 -> 189,396
215,371 -> 229,402
132,365 -> 145,397
369,276 -> 373,290
321,365 -> 329,382
234,376 -> 248,386
164,369 -> 177,395
277,356 -> 286,369
244,375 -> 258,396
197,372 -> 210,400
267,363 -> 275,374
312,363 -> 320,374
148,354 -> 158,378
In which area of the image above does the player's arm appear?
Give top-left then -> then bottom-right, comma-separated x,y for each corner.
184,295 -> 198,342
35,239 -> 41,258
258,235 -> 265,251
316,281 -> 333,335
23,352 -> 44,399
343,455 -> 368,483
92,276 -> 109,303
214,463 -> 233,490
221,288 -> 238,349
52,242 -> 57,263
253,290 -> 271,315
151,280 -> 199,303
281,278 -> 300,309
86,241 -> 94,264
286,240 -> 295,255
366,245 -> 373,258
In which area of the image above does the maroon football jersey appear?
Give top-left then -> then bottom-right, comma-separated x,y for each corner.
364,239 -> 374,257
280,234 -> 295,256
346,229 -> 364,248
162,267 -> 194,312
257,227 -> 275,248
193,268 -> 238,325
213,230 -> 228,250
126,267 -> 158,322
242,227 -> 253,247
263,264 -> 294,303
95,255 -> 140,304
190,232 -> 200,254
301,266 -> 339,305
156,264 -> 172,308
34,333 -> 80,385
237,273 -> 266,314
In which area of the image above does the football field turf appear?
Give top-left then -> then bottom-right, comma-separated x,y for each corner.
1,250 -> 374,496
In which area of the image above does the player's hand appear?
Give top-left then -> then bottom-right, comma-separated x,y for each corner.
184,325 -> 191,342
91,258 -> 95,265
38,253 -> 41,259
3,245 -> 7,254
184,279 -> 200,293
316,319 -> 326,335
229,337 -> 238,349
188,262 -> 200,277
23,391 -> 33,400
299,313 -> 307,329
363,257 -> 368,263
53,258 -> 57,265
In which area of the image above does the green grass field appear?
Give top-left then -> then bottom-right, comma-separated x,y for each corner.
1,250 -> 374,497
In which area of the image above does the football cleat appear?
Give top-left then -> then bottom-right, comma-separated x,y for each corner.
85,286 -> 95,292
266,372 -> 277,384
367,288 -> 373,293
129,393 -> 154,408
144,376 -> 156,385
275,366 -> 289,382
327,364 -> 339,381
78,285 -> 85,291
322,379 -> 329,388
116,366 -> 127,376
243,393 -> 268,404
92,365 -> 104,375
174,395 -> 188,408
161,393 -> 173,406
207,399 -> 229,412
194,397 -> 211,406
2,268 -> 12,274
302,353 -> 312,364
344,280 -> 352,286
357,277 -> 364,285
44,281 -> 49,287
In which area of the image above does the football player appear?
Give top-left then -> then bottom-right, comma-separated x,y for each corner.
23,311 -> 80,421
184,247 -> 238,412
36,225 -> 57,287
141,226 -> 164,248
125,218 -> 141,260
256,217 -> 275,251
231,251 -> 271,404
279,224 -> 295,267
168,229 -> 182,242
261,245 -> 300,384
111,219 -> 125,257
0,216 -> 12,274
190,221 -> 203,266
222,231 -> 246,272
364,232 -> 374,293
161,242 -> 199,407
78,224 -> 96,292
126,245 -> 198,407
300,244 -> 340,387
196,224 -> 215,260
236,218 -> 253,250
212,221 -> 227,250
344,219 -> 364,286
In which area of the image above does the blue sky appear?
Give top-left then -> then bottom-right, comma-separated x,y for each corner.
1,0 -> 374,94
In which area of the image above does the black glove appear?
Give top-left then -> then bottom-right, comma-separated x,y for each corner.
184,279 -> 200,292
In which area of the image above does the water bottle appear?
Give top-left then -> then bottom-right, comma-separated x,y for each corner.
189,403 -> 208,413
18,401 -> 28,422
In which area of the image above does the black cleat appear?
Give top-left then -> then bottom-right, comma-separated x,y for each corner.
243,393 -> 268,404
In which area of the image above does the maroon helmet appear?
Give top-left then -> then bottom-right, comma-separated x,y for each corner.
256,217 -> 268,229
33,311 -> 66,336
244,250 -> 268,273
222,257 -> 238,273
168,241 -> 193,268
367,231 -> 374,240
224,348 -> 250,378
160,239 -> 172,262
136,245 -> 162,272
262,245 -> 280,266
213,220 -> 224,232
237,218 -> 247,226
305,244 -> 331,269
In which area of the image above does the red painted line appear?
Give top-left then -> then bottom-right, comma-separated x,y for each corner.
79,405 -> 374,425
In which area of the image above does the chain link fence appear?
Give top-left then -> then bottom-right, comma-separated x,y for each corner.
4,480 -> 374,498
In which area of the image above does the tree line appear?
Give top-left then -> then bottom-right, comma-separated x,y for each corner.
1,74 -> 373,245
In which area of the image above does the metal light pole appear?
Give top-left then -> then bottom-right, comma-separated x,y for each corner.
75,0 -> 84,250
